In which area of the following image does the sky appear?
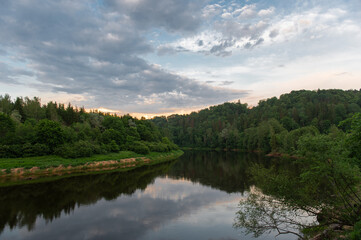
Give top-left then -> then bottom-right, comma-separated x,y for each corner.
0,0 -> 361,117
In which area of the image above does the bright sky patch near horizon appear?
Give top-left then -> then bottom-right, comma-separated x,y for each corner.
0,0 -> 360,117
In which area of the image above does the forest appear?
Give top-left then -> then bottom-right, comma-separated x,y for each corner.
152,89 -> 361,154
0,95 -> 178,159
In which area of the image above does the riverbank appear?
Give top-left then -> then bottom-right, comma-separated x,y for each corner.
0,150 -> 183,184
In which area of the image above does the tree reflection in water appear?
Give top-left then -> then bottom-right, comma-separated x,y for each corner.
234,186 -> 317,240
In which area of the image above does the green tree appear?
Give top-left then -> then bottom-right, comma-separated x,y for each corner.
0,94 -> 13,115
36,119 -> 64,150
0,113 -> 16,144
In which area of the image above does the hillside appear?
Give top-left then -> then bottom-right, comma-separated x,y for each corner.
152,89 -> 361,152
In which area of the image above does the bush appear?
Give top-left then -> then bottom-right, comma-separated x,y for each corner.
126,141 -> 150,154
55,141 -> 99,158
108,140 -> 120,152
161,137 -> 179,150
36,119 -> 64,150
22,143 -> 50,157
144,142 -> 169,152
0,145 -> 23,158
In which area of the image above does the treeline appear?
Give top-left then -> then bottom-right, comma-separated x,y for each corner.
152,89 -> 361,154
0,95 -> 178,158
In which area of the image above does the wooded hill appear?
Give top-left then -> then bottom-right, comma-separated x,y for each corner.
152,89 -> 361,153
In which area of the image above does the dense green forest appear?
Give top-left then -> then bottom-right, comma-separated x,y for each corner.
152,89 -> 361,154
0,95 -> 178,158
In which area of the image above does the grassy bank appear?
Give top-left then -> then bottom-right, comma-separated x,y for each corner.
0,150 -> 183,179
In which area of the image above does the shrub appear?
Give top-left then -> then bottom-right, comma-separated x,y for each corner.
55,141 -> 99,158
108,140 -> 120,152
161,137 -> 179,150
126,141 -> 150,154
22,143 -> 50,157
144,142 -> 169,152
0,145 -> 23,158
36,119 -> 64,150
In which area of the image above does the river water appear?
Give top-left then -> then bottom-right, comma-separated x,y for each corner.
0,151 -> 298,240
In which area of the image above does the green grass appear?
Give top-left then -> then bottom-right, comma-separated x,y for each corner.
0,150 -> 183,171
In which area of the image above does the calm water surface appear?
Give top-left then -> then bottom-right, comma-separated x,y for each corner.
0,151 -> 297,240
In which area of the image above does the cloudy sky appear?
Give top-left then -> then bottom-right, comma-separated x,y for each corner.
1,0 -> 360,117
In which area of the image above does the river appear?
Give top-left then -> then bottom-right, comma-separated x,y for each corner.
0,151 -> 299,240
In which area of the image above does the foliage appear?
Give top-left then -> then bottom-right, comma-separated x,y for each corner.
234,113 -> 361,238
36,119 -> 64,150
55,141 -> 101,158
0,94 -> 178,159
152,89 -> 361,152
0,113 -> 15,144
22,143 -> 50,157
349,220 -> 361,240
126,141 -> 150,155
346,113 -> 361,164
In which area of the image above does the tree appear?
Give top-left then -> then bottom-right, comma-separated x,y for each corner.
13,97 -> 26,122
36,119 -> 64,151
101,129 -> 124,146
24,97 -> 45,120
0,113 -> 16,144
0,94 -> 13,115
346,113 -> 361,163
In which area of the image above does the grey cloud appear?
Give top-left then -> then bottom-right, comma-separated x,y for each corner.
0,62 -> 34,84
157,46 -> 177,56
210,40 -> 235,57
0,1 -> 247,114
254,38 -> 264,46
269,29 -> 279,38
104,0 -> 206,33
244,42 -> 252,49
219,81 -> 234,86
244,38 -> 264,49
214,20 -> 269,40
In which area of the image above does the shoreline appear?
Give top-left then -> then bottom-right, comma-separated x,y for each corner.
0,150 -> 183,185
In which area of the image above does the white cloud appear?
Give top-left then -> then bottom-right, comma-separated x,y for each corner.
258,7 -> 275,17
202,4 -> 222,18
221,12 -> 232,19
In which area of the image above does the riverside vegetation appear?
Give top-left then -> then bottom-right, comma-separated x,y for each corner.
0,94 -> 180,176
152,89 -> 361,239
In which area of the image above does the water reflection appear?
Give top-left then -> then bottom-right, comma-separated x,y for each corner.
0,151 -> 295,240
166,151 -> 269,193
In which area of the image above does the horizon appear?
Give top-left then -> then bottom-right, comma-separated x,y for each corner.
1,0 -> 361,116
2,87 -> 360,119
